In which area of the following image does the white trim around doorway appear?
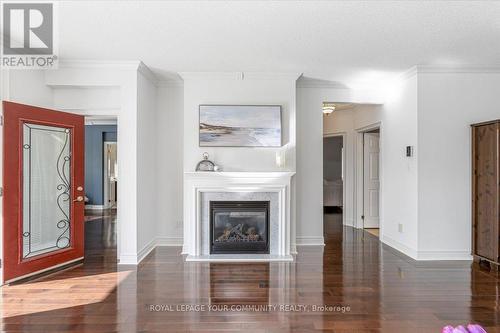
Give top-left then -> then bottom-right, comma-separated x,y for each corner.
355,122 -> 383,237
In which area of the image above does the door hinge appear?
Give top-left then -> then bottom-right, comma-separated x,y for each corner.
0,115 -> 3,126
0,187 -> 3,197
361,215 -> 365,220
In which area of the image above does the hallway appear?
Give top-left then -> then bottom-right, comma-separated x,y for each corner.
1,214 -> 499,332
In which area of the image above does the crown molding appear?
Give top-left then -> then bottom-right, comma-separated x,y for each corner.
179,72 -> 241,80
157,73 -> 184,88
57,60 -> 158,85
416,64 -> 500,74
58,59 -> 142,70
243,72 -> 302,81
387,64 -> 500,85
397,65 -> 500,77
296,77 -> 348,89
157,80 -> 184,88
137,62 -> 159,86
398,66 -> 418,81
179,71 -> 302,81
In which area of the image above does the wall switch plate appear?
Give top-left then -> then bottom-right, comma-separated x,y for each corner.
398,223 -> 403,233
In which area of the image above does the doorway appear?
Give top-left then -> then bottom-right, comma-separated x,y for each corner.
361,128 -> 380,237
103,142 -> 118,209
84,121 -> 117,262
323,135 -> 345,238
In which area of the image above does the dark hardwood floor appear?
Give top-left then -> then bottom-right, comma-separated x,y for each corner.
1,212 -> 500,332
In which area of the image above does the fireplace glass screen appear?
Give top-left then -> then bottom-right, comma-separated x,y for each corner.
210,201 -> 269,254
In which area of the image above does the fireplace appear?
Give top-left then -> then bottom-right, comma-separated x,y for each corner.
210,201 -> 270,254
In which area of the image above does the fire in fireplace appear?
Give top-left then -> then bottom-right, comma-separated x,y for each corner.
210,201 -> 270,254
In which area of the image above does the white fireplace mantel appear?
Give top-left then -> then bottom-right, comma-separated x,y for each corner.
183,171 -> 295,262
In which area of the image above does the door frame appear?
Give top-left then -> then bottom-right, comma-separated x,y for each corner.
323,132 -> 347,227
355,122 -> 382,234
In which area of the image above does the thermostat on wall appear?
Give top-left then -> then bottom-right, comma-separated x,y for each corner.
406,146 -> 413,157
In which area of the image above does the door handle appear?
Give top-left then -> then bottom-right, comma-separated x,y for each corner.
73,195 -> 84,202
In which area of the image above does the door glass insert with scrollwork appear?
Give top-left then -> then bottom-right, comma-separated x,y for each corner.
22,123 -> 72,259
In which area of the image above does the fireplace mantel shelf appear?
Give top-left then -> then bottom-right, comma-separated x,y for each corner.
184,171 -> 295,178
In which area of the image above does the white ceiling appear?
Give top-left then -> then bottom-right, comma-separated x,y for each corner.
58,1 -> 500,87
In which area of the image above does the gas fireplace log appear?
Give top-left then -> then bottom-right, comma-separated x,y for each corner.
216,223 -> 261,242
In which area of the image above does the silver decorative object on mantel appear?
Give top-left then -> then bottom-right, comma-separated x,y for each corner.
196,152 -> 217,171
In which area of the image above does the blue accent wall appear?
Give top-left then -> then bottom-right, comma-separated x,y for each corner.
85,125 -> 117,205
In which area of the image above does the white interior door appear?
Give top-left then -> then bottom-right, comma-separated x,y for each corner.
363,132 -> 380,228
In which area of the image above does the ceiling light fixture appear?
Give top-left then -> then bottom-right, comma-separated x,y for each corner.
322,102 -> 336,115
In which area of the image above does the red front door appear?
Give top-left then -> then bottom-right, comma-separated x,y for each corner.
3,101 -> 85,283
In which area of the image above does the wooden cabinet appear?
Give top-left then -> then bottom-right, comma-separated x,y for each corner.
472,120 -> 500,264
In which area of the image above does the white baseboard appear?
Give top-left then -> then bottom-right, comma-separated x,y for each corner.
156,236 -> 183,246
137,238 -> 157,264
119,239 -> 155,265
380,234 -> 418,259
296,236 -> 325,246
381,235 -> 473,261
344,218 -> 355,227
119,236 -> 183,265
121,236 -> 330,264
118,253 -> 139,265
85,204 -> 105,210
416,250 -> 473,261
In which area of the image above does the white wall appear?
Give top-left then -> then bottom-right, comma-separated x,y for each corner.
315,69 -> 500,261
5,70 -> 54,108
181,73 -> 298,172
156,83 -> 184,245
181,72 -> 299,251
53,86 -> 120,112
380,74 -> 419,257
416,71 -> 500,259
136,71 -> 158,258
296,87 -> 325,244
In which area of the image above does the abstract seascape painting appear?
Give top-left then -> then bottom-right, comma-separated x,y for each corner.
199,105 -> 282,147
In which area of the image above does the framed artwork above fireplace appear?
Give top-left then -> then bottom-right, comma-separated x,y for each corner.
199,105 -> 282,147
